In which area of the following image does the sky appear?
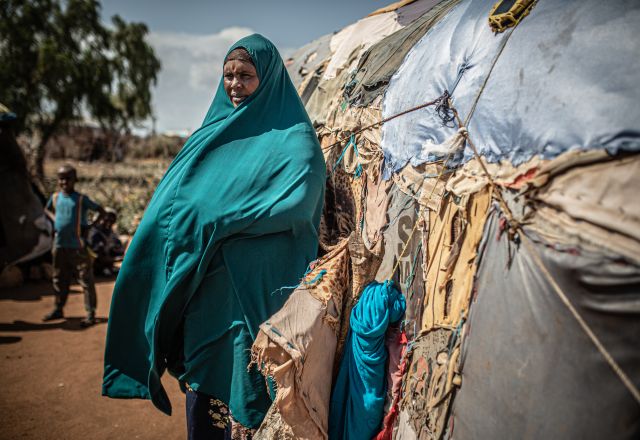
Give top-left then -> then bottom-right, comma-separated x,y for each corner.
100,0 -> 393,135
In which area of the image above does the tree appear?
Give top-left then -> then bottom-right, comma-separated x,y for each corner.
0,0 -> 161,180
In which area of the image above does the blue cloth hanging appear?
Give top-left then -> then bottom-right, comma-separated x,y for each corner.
329,281 -> 406,440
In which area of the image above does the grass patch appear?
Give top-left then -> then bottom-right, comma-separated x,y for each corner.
44,159 -> 172,235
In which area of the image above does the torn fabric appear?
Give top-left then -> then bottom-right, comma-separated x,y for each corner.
344,0 -> 461,107
323,12 -> 403,80
530,155 -> 640,264
251,238 -> 351,440
285,33 -> 333,90
421,188 -> 491,332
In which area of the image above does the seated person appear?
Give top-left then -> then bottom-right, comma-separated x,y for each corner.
88,208 -> 124,276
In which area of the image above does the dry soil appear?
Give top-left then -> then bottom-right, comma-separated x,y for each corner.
0,278 -> 185,439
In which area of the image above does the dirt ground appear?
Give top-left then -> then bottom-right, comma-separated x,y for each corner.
0,278 -> 185,439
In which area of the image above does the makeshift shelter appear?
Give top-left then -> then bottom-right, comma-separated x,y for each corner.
0,104 -> 52,270
252,0 -> 640,439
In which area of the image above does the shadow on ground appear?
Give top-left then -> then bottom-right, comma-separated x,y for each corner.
0,282 -> 57,301
0,335 -> 22,344
0,317 -> 108,333
0,276 -> 116,302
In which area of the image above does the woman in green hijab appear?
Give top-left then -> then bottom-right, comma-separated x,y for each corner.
102,34 -> 325,438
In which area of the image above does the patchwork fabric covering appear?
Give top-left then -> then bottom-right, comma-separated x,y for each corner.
254,1 -> 639,439
452,203 -> 640,439
343,0 -> 461,108
381,0 -> 640,176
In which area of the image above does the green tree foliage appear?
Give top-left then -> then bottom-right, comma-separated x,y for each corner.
0,0 -> 161,179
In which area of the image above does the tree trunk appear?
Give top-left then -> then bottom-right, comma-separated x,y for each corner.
33,117 -> 62,183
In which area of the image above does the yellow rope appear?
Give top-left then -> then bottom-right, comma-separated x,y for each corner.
488,0 -> 537,33
451,104 -> 517,232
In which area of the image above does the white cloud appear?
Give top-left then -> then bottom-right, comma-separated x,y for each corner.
147,26 -> 255,134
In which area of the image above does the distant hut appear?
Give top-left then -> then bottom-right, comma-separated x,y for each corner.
0,103 -> 53,274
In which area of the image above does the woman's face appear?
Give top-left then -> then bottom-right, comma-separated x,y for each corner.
223,60 -> 259,107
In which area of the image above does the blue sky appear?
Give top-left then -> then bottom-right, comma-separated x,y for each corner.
100,0 -> 391,134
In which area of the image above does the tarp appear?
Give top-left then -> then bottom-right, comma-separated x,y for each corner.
375,185 -> 425,341
344,0 -> 461,108
381,0 -> 640,177
530,155 -> 640,264
394,0 -> 445,25
286,33 -> 332,90
451,206 -> 640,439
323,12 -> 403,81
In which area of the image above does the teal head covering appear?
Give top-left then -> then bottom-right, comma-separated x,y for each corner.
102,34 -> 325,425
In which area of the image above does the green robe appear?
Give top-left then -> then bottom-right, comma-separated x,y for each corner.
102,34 -> 325,428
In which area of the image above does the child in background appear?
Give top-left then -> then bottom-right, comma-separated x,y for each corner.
88,208 -> 125,276
44,164 -> 105,327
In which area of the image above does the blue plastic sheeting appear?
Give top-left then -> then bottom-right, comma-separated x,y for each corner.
380,0 -> 640,178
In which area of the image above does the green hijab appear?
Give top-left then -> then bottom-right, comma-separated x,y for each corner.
102,34 -> 325,419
